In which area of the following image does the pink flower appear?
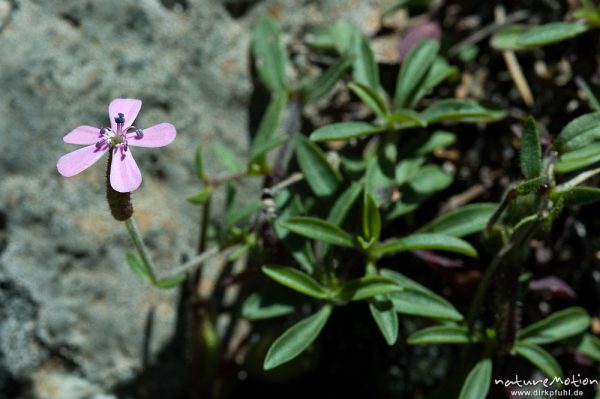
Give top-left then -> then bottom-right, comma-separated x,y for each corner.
57,99 -> 176,192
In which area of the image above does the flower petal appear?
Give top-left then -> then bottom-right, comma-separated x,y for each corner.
109,99 -> 142,131
110,149 -> 142,192
127,123 -> 176,148
63,125 -> 101,145
57,144 -> 108,177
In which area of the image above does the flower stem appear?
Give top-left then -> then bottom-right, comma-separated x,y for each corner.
467,216 -> 540,332
125,217 -> 158,284
157,246 -> 220,280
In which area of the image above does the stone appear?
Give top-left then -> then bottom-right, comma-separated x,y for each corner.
0,0 -> 387,397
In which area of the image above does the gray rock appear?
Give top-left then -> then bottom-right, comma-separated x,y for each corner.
0,0 -> 386,397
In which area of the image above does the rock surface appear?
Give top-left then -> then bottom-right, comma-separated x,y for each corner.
0,0 -> 386,397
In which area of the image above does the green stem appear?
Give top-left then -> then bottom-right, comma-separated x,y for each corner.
125,217 -> 158,284
467,216 -> 541,331
486,188 -> 517,237
468,186 -> 552,333
157,246 -> 221,280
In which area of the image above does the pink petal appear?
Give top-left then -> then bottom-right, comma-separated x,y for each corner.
127,123 -> 176,148
109,99 -> 142,131
57,144 -> 108,177
63,125 -> 101,145
110,149 -> 142,192
529,276 -> 576,300
399,22 -> 442,61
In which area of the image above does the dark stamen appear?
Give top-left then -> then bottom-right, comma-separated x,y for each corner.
135,128 -> 144,138
114,112 -> 125,124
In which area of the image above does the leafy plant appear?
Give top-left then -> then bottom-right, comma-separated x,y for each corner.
185,15 -> 600,393
68,5 -> 600,397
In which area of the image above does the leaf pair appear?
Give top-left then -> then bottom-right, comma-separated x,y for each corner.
262,265 -> 402,302
514,307 -> 591,379
260,266 -> 404,370
282,216 -> 478,258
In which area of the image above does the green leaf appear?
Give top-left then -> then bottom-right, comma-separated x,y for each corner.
294,135 -> 342,196
227,244 -> 251,261
381,269 -> 463,321
514,341 -> 563,378
390,289 -> 463,320
515,176 -> 547,195
242,285 -> 306,320
195,144 -> 205,181
553,187 -> 600,206
409,57 -> 458,108
274,194 -> 316,274
242,293 -> 294,320
327,183 -> 363,225
517,22 -> 589,48
262,265 -> 330,299
420,99 -> 505,124
491,24 -> 529,50
386,109 -> 428,128
369,298 -> 398,345
417,203 -> 497,237
331,20 -> 355,54
349,81 -> 389,118
407,325 -> 482,345
305,55 -> 353,102
520,116 -> 542,179
365,138 -> 398,199
397,130 -> 456,157
187,187 -> 215,205
395,157 -> 425,186
394,39 -> 439,110
381,0 -> 412,19
410,164 -> 453,195
573,4 -> 600,24
126,251 -> 152,282
459,358 -> 492,399
155,274 -> 186,289
575,75 -> 600,111
374,234 -> 477,258
518,307 -> 591,345
554,112 -> 600,153
387,163 -> 452,219
362,192 -> 381,242
380,268 -> 436,293
214,142 -> 244,172
224,201 -> 261,230
264,304 -> 333,370
555,142 -> 600,173
250,92 -> 287,162
281,217 -> 355,248
351,33 -> 380,91
309,121 -> 385,142
250,135 -> 288,164
459,44 -> 479,62
252,15 -> 288,92
568,333 -> 600,361
306,26 -> 335,50
335,276 -> 402,301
